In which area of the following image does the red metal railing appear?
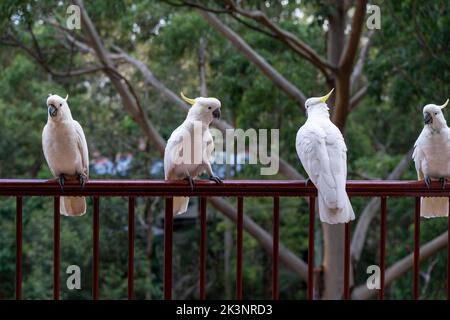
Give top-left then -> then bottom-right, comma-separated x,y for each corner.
1,179 -> 449,300
53,197 -> 60,299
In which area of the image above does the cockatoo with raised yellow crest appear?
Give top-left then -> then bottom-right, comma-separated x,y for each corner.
42,94 -> 89,216
295,89 -> 355,224
164,92 -> 223,215
413,99 -> 450,218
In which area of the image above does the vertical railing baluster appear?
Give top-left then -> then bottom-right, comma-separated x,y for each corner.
307,196 -> 315,300
272,197 -> 280,300
53,197 -> 60,300
128,197 -> 135,300
344,222 -> 351,300
53,197 -> 61,300
15,197 -> 22,300
199,197 -> 207,300
379,197 -> 387,300
413,197 -> 420,300
236,197 -> 244,300
448,197 -> 450,300
164,197 -> 173,300
93,196 -> 100,300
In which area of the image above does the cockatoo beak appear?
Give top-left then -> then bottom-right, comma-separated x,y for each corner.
213,108 -> 221,119
180,92 -> 196,105
424,112 -> 432,124
48,104 -> 58,117
440,99 -> 449,109
319,88 -> 335,104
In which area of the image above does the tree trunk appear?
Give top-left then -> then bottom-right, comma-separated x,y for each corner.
333,74 -> 351,130
322,0 -> 347,300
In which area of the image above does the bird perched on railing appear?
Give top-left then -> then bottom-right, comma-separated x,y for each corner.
42,94 -> 89,216
164,92 -> 223,215
295,89 -> 355,224
413,99 -> 450,218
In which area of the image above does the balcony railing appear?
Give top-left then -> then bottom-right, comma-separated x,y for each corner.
0,179 -> 449,300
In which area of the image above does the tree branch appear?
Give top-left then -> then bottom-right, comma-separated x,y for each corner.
162,0 -> 230,14
349,85 -> 368,110
198,36 -> 208,96
1,35 -> 105,77
352,231 -> 448,300
74,0 -> 166,151
230,13 -> 277,38
339,0 -> 368,72
350,30 -> 374,89
210,196 -> 308,280
221,0 -> 335,77
350,148 -> 414,264
171,0 -> 333,77
198,10 -> 307,106
113,45 -> 305,180
49,11 -> 305,180
26,22 -> 44,61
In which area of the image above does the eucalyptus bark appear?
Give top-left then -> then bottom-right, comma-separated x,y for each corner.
321,0 -> 347,299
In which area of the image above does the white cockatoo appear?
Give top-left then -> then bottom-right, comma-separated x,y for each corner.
295,89 -> 355,224
413,99 -> 450,218
164,92 -> 222,215
42,94 -> 89,216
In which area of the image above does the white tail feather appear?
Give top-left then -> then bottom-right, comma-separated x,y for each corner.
317,193 -> 355,224
60,196 -> 86,216
421,197 -> 448,218
173,197 -> 190,215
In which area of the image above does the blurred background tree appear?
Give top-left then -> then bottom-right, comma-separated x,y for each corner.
0,0 -> 448,299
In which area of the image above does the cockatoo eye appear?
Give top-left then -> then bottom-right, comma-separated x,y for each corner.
435,112 -> 438,115
208,107 -> 212,110
59,103 -> 62,107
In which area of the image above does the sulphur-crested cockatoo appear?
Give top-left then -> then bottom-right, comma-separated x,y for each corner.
413,99 -> 450,218
296,89 -> 355,224
42,94 -> 89,216
164,92 -> 222,215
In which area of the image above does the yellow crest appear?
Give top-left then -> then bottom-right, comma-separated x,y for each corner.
319,88 -> 334,104
180,92 -> 195,105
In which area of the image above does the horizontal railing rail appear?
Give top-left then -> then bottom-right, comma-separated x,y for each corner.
1,179 -> 449,300
1,179 -> 450,196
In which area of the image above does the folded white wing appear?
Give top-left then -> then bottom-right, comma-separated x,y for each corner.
74,120 -> 89,177
296,123 -> 347,209
164,128 -> 184,180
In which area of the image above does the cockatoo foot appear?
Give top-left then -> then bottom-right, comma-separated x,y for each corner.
209,175 -> 223,184
58,174 -> 65,190
439,177 -> 447,189
424,176 -> 432,188
184,176 -> 195,191
78,173 -> 87,189
305,178 -> 311,187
